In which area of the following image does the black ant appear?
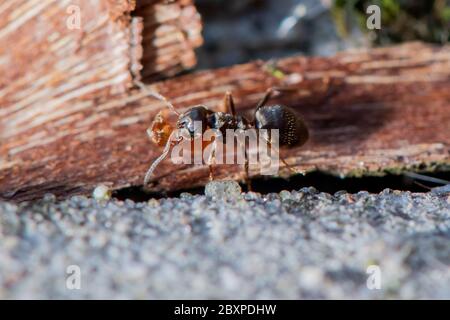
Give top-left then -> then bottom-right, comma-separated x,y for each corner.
136,82 -> 309,189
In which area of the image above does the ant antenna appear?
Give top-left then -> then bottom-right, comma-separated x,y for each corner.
135,80 -> 180,116
413,181 -> 432,190
403,172 -> 449,185
144,131 -> 182,186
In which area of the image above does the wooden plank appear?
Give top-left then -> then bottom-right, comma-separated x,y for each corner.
1,42 -> 449,201
0,0 -> 202,109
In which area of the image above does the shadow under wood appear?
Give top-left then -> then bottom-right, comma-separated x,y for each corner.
114,171 -> 450,202
306,101 -> 393,149
239,82 -> 393,151
301,81 -> 394,149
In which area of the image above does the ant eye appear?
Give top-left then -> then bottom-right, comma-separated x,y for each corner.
177,117 -> 197,137
178,118 -> 190,129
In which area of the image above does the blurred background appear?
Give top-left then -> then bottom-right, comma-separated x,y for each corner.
195,0 -> 450,69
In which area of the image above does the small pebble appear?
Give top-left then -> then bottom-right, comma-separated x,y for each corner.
147,198 -> 159,207
180,192 -> 194,199
244,191 -> 260,201
431,184 -> 450,195
92,185 -> 112,201
279,190 -> 291,201
205,180 -> 242,201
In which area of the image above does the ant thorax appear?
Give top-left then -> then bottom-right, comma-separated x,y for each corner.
207,112 -> 250,133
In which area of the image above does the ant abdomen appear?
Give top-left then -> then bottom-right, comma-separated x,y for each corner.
254,105 -> 309,147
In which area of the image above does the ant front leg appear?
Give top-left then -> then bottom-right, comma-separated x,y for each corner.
220,91 -> 236,116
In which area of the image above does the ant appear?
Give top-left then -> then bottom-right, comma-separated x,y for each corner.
136,81 -> 309,190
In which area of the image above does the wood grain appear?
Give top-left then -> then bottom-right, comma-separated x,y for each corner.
1,42 -> 450,201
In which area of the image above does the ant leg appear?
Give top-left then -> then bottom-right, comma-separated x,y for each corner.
413,181 -> 432,190
219,91 -> 236,116
238,139 -> 252,191
255,86 -> 295,109
144,132 -> 182,186
280,157 -> 299,175
244,147 -> 252,191
225,92 -> 236,116
403,171 -> 450,185
207,140 -> 217,181
256,86 -> 303,111
263,136 -> 303,175
255,88 -> 276,111
208,165 -> 214,181
256,87 -> 300,111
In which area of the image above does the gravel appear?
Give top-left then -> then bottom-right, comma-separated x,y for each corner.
0,182 -> 449,299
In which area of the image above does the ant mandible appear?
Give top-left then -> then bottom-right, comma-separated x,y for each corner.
136,81 -> 309,189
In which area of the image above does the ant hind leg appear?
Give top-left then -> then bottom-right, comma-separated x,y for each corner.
207,140 -> 217,181
256,86 -> 302,111
263,136 -> 303,176
255,88 -> 276,110
244,147 -> 252,191
239,140 -> 252,191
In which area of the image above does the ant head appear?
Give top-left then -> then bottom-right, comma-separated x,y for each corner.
176,106 -> 212,139
148,110 -> 174,147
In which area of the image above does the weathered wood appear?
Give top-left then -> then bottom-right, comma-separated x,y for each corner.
1,42 -> 450,201
134,0 -> 203,81
0,0 -> 202,101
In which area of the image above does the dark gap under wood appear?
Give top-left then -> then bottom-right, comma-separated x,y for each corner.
113,171 -> 450,202
1,42 -> 449,202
